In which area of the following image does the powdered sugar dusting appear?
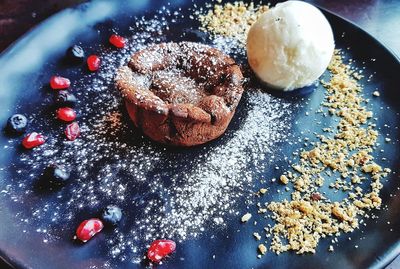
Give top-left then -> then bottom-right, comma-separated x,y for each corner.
0,7 -> 294,265
150,91 -> 291,238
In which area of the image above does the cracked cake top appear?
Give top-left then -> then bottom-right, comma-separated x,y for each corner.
115,42 -> 244,123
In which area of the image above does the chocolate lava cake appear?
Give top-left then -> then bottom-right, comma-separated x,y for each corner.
115,42 -> 244,146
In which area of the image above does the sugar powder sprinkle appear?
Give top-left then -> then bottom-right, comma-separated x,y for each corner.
0,5 -> 294,264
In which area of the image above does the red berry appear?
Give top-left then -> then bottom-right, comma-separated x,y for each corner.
109,34 -> 126,48
75,218 -> 104,242
57,107 -> 76,122
65,122 -> 80,141
87,55 -> 101,71
50,76 -> 70,90
22,132 -> 45,149
147,239 -> 176,263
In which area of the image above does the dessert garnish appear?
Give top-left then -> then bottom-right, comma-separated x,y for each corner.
22,132 -> 45,149
66,45 -> 85,63
65,122 -> 80,141
56,107 -> 77,122
55,90 -> 77,107
50,76 -> 71,90
87,55 -> 101,71
241,212 -> 252,223
109,34 -> 126,49
75,218 -> 104,242
198,2 -> 269,45
147,239 -> 176,263
43,163 -> 71,186
250,51 -> 391,255
6,114 -> 28,134
101,205 -> 122,226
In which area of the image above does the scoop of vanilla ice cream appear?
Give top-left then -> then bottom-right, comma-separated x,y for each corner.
247,1 -> 335,91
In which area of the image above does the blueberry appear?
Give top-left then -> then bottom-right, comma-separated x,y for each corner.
101,205 -> 122,226
55,90 -> 77,107
66,45 -> 85,63
6,114 -> 28,134
43,164 -> 70,185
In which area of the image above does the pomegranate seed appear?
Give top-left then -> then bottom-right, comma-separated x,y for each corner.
109,34 -> 126,48
147,239 -> 176,263
65,122 -> 80,141
87,55 -> 100,71
75,218 -> 104,242
22,132 -> 45,149
50,76 -> 70,90
57,107 -> 76,122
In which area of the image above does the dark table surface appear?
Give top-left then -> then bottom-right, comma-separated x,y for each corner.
0,0 -> 399,268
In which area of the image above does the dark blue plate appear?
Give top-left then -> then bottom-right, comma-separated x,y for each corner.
0,1 -> 399,269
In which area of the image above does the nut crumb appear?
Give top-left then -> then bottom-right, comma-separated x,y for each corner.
241,213 -> 252,223
259,188 -> 268,194
280,175 -> 289,185
253,232 -> 261,241
258,244 -> 267,255
198,1 -> 269,45
260,51 -> 390,255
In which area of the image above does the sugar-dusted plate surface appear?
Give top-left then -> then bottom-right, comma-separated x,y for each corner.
0,1 -> 399,269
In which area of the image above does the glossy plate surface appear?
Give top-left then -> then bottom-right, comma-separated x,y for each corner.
0,1 -> 399,269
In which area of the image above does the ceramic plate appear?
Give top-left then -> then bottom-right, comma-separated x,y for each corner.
0,1 -> 399,268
